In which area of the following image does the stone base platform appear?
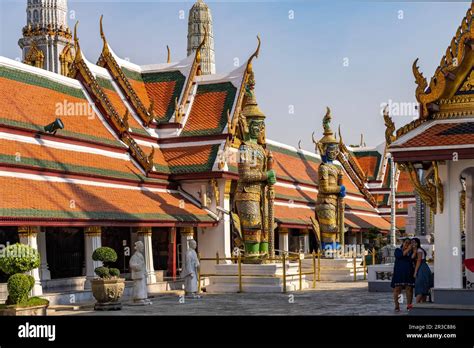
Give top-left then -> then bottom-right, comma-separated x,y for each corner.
302,258 -> 365,282
205,263 -> 309,293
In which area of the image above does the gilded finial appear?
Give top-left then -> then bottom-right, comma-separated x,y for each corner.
247,35 -> 261,73
166,45 -> 171,63
338,125 -> 343,145
100,15 -> 105,43
99,15 -> 110,57
196,26 -> 208,64
227,109 -> 232,133
383,104 -> 396,146
73,21 -> 82,63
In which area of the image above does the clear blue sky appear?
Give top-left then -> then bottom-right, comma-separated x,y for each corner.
0,0 -> 469,149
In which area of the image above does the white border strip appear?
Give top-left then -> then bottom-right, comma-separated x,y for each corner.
0,132 -> 129,160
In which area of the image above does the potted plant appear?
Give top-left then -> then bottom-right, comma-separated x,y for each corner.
0,243 -> 49,316
90,246 -> 125,310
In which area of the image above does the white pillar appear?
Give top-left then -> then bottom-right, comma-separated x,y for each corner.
434,161 -> 463,289
37,229 -> 50,281
180,227 -> 194,275
390,156 -> 397,246
194,179 -> 232,274
278,228 -> 289,255
136,227 -> 157,284
84,226 -> 102,290
465,173 -> 474,285
18,226 -> 42,296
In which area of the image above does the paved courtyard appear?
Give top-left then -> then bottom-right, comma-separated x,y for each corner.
50,281 -> 409,316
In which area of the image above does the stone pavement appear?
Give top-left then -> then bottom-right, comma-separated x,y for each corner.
50,281 -> 410,316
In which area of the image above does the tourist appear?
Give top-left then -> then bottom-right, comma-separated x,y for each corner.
391,238 -> 414,312
411,238 -> 431,303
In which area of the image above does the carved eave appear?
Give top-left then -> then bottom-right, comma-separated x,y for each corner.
414,1 -> 474,119
399,161 -> 444,215
337,128 -> 376,207
69,21 -> 154,174
230,35 -> 261,139
96,16 -> 155,127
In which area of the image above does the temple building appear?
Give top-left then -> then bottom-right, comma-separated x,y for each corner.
0,0 -> 406,301
387,1 -> 474,313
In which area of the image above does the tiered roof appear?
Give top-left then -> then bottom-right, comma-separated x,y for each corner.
0,14 -> 407,234
389,1 -> 474,160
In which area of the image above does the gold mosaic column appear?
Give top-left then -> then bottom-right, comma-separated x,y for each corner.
18,226 -> 42,296
84,226 -> 102,289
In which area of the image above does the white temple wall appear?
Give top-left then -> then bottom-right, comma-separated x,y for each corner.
433,159 -> 474,289
181,179 -> 232,274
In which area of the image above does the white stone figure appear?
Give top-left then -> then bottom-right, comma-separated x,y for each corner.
129,241 -> 152,305
181,239 -> 201,298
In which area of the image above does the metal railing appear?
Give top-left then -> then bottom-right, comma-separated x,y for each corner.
197,251 -> 322,293
196,248 -> 380,292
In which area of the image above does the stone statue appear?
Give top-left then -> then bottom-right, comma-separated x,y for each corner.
181,239 -> 200,298
233,71 -> 276,263
313,107 -> 346,246
129,241 -> 152,305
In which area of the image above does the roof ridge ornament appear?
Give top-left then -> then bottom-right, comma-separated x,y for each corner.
167,45 -> 171,63
195,26 -> 208,75
99,15 -> 110,57
383,104 -> 396,146
73,21 -> 82,64
246,35 -> 261,74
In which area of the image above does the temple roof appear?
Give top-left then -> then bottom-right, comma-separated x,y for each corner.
389,1 -> 474,160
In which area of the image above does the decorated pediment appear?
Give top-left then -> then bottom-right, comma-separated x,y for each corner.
457,69 -> 474,94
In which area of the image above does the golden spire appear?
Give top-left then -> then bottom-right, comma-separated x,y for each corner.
167,45 -> 171,63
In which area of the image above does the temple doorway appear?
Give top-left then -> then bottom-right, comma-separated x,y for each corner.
152,227 -> 169,271
101,227 -> 131,274
45,227 -> 84,279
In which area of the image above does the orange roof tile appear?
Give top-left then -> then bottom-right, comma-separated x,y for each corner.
181,82 -> 237,136
352,151 -> 381,179
161,144 -> 219,174
397,122 -> 474,148
0,68 -> 120,147
0,176 -> 213,223
0,137 -> 149,181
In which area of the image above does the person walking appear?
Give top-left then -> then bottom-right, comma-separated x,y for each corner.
391,238 -> 415,312
412,237 -> 432,303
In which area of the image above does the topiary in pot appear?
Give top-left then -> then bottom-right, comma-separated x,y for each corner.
90,247 -> 124,310
0,243 -> 48,312
92,247 -> 118,279
0,243 -> 40,276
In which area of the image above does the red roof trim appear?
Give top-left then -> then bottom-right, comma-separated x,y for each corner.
0,218 -> 217,227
